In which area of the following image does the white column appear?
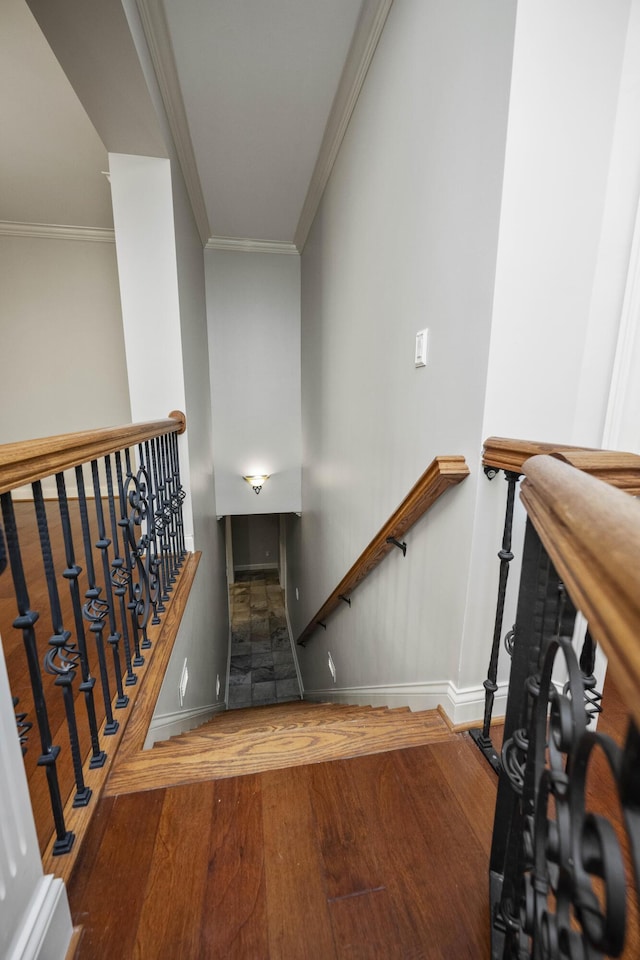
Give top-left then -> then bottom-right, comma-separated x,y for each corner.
0,638 -> 72,960
108,152 -> 195,550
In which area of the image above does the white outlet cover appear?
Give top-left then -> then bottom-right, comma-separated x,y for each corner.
216,674 -> 221,699
179,658 -> 189,706
415,328 -> 428,367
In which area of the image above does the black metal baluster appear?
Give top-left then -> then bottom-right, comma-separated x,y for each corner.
470,470 -> 522,773
116,450 -> 143,667
76,464 -> 118,735
56,472 -> 106,769
12,696 -> 32,755
169,430 -> 187,561
149,436 -> 167,611
104,455 -> 136,686
573,626 -> 602,724
141,442 -> 161,626
33,481 -> 91,808
159,434 -> 177,586
91,460 -> 128,708
123,447 -> 153,652
0,491 -> 74,854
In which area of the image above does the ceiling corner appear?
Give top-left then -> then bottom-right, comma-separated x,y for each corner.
136,0 -> 211,246
294,0 -> 394,253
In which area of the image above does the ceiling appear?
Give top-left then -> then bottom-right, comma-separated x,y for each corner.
1,0 -> 392,249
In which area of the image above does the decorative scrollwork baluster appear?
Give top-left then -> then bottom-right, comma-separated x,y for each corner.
491,517 -> 640,958
76,464 -> 118,736
91,459 -> 128,708
33,480 -> 92,807
12,696 -> 32,756
149,436 -> 167,611
104,454 -> 136,687
140,441 -> 161,626
56,472 -> 106,768
122,448 -> 154,652
169,430 -> 187,561
0,490 -> 73,854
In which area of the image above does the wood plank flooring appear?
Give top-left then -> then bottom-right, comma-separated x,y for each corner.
69,736 -> 496,959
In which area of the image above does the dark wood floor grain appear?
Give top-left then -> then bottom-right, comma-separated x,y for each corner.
68,740 -> 498,959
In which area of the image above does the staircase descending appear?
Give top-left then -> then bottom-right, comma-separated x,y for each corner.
105,700 -> 457,797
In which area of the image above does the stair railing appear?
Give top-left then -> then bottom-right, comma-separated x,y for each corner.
296,455 -> 470,646
0,412 -> 188,867
489,454 -> 640,958
470,437 -> 640,772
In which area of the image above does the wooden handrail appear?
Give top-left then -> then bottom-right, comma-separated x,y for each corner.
483,436 -> 640,494
520,455 -> 640,730
297,456 -> 470,646
0,410 -> 186,495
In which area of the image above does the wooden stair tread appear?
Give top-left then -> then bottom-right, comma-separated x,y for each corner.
105,707 -> 456,795
167,703 -> 393,740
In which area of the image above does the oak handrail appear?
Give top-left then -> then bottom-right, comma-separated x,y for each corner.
483,436 -> 640,494
0,410 -> 186,495
520,455 -> 640,730
297,455 -> 470,646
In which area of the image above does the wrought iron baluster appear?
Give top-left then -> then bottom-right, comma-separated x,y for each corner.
159,434 -> 177,586
489,519 -> 638,959
91,460 -> 128,708
56,472 -> 106,769
140,441 -> 161,626
115,449 -> 144,667
471,469 -> 522,773
104,454 -> 136,686
572,626 -> 602,724
123,448 -> 153,652
149,435 -> 167,610
12,696 -> 32,756
33,480 -> 92,808
76,464 -> 118,735
0,491 -> 74,854
169,430 -> 186,560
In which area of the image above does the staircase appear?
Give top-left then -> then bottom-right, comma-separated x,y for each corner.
104,700 -> 457,796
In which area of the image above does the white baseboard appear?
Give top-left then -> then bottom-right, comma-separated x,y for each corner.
8,875 -> 73,960
303,679 -> 508,727
144,702 -> 225,748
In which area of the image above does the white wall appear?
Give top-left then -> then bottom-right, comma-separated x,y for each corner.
482,0 -> 633,446
0,234 -> 130,443
232,514 -> 279,569
205,250 -> 301,515
456,0 -> 636,697
289,0 -> 517,716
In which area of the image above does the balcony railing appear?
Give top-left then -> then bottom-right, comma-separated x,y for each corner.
0,412 -> 190,877
489,454 -> 640,957
470,437 -> 640,771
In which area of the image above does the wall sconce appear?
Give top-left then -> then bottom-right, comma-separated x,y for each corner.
243,474 -> 270,494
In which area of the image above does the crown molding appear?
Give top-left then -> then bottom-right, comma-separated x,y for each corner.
205,236 -> 299,256
0,221 -> 115,243
135,0 -> 211,247
294,0 -> 394,253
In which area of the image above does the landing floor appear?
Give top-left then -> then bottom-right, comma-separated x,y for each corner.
228,570 -> 301,709
68,734 -> 496,959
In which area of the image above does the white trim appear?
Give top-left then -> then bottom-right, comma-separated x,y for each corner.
135,0 -> 211,246
144,702 -> 225,748
603,196 -> 640,450
0,221 -> 115,243
284,604 -> 305,697
6,876 -> 72,960
303,679 -> 508,727
294,0 -> 394,251
205,236 -> 299,256
234,562 -> 279,572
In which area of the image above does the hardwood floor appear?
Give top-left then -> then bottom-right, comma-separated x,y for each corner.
68,736 -> 497,959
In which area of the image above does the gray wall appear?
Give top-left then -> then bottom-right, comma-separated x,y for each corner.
0,234 -> 130,443
289,0 -> 518,702
205,249 -> 302,516
231,514 -> 279,569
